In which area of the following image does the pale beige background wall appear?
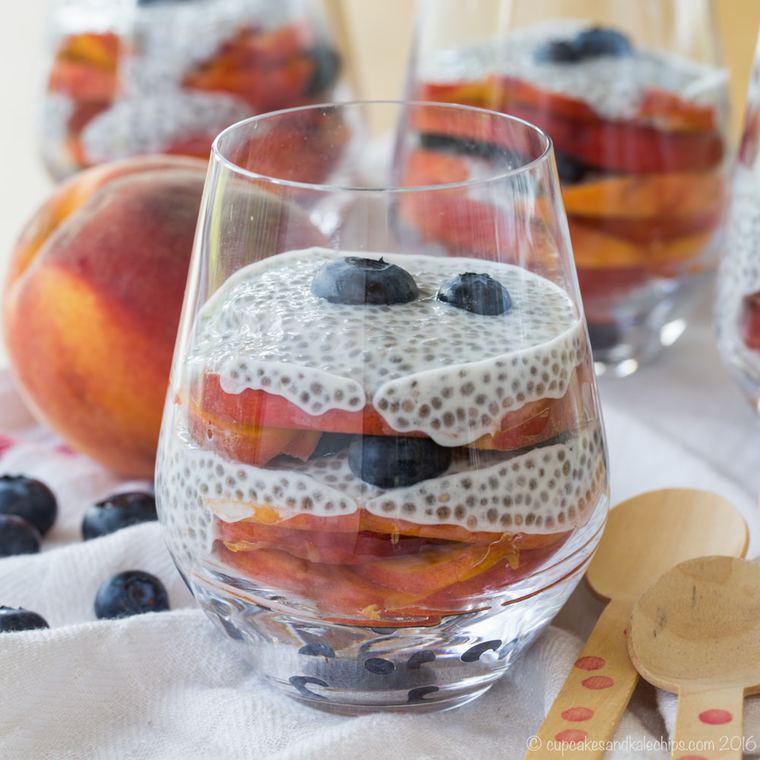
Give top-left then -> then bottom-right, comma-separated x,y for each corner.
0,0 -> 757,322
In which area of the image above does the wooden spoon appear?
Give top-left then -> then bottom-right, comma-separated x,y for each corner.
527,489 -> 747,759
629,556 -> 760,760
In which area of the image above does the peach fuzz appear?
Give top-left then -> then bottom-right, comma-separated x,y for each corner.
3,155 -> 326,477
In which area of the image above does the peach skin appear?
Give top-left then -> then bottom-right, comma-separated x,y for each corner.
4,155 -> 325,477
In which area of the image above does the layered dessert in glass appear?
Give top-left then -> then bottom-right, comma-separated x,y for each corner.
411,16 -> 729,371
717,39 -> 760,407
160,249 -> 605,626
41,0 -> 344,179
155,102 -> 609,711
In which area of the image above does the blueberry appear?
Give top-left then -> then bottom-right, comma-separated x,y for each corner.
82,491 -> 157,540
534,39 -> 582,64
575,26 -> 634,59
554,150 -> 592,185
587,322 -> 622,352
94,570 -> 170,620
0,475 -> 57,535
348,436 -> 452,489
305,44 -> 342,96
535,27 -> 633,65
437,272 -> 511,316
311,257 -> 419,305
309,433 -> 353,459
0,606 -> 49,632
0,515 -> 41,557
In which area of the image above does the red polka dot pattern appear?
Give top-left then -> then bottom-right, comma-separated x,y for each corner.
574,655 -> 605,671
561,707 -> 594,722
581,675 -> 614,690
554,729 -> 588,744
699,708 -> 732,725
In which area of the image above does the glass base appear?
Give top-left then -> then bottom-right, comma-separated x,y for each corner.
587,270 -> 711,377
189,557 -> 591,714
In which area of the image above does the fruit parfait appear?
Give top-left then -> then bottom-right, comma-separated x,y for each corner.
717,36 -> 760,407
156,103 -> 609,712
40,0 -> 345,179
409,2 -> 730,372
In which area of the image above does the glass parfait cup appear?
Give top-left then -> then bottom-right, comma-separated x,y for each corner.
717,34 -> 760,409
406,0 -> 731,375
156,101 -> 609,712
40,0 -> 347,179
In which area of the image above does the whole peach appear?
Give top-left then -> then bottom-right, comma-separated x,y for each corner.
4,156 -> 325,477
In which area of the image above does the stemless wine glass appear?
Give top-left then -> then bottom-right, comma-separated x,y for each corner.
406,0 -> 731,375
156,101 -> 609,713
717,34 -> 760,410
40,0 -> 348,179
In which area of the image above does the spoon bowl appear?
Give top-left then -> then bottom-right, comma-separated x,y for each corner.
629,556 -> 760,760
587,489 -> 749,602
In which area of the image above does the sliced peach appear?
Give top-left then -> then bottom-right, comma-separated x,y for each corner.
570,208 -> 723,244
403,148 -> 470,186
184,55 -> 314,112
569,222 -> 646,269
188,395 -> 297,467
48,60 -> 117,101
420,533 -> 569,609
562,174 -> 724,221
218,520 -> 429,565
354,540 -> 520,596
494,75 -> 598,123
412,102 -> 725,174
218,545 -> 417,617
570,221 -> 714,273
636,89 -> 720,133
418,80 -> 501,110
281,431 -> 321,461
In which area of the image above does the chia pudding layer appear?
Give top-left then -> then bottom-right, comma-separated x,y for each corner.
420,20 -> 728,120
190,248 -> 586,447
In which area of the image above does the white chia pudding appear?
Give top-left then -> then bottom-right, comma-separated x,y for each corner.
419,20 -> 728,121
156,249 -> 604,564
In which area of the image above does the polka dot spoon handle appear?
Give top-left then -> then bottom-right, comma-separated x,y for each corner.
525,599 -> 638,758
671,686 -> 743,760
526,489 -> 748,760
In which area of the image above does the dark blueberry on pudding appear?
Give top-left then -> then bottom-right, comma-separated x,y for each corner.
534,39 -> 582,64
0,515 -> 41,558
554,150 -> 593,185
309,433 -> 353,459
305,44 -> 342,97
0,475 -> 58,535
0,606 -> 49,633
311,257 -> 420,305
348,436 -> 452,489
82,491 -> 158,540
437,272 -> 512,315
574,26 -> 634,60
94,570 -> 170,619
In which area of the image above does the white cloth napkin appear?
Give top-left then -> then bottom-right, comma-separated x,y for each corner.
0,362 -> 758,760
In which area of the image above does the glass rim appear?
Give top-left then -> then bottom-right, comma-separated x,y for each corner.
211,99 -> 554,194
